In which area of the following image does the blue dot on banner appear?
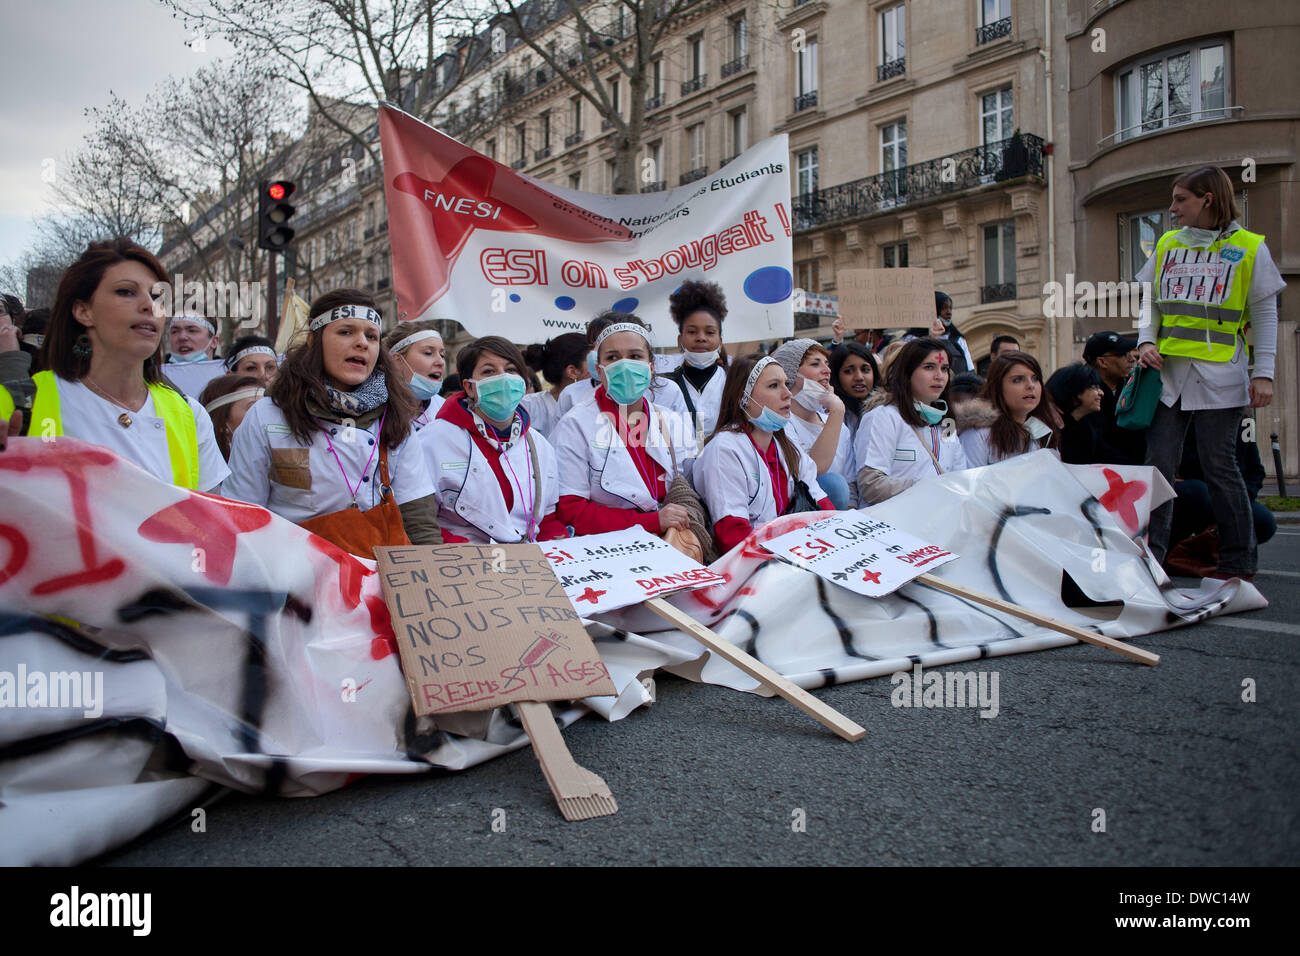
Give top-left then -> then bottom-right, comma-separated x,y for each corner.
554,296 -> 576,310
612,297 -> 639,313
509,293 -> 521,303
743,266 -> 793,305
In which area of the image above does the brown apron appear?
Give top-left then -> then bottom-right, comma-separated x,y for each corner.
299,444 -> 409,559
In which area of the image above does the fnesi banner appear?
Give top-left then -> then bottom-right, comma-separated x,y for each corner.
762,513 -> 959,597
378,102 -> 794,346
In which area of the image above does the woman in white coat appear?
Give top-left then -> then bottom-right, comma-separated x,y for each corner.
552,316 -> 696,537
694,355 -> 833,553
555,311 -> 691,423
956,351 -> 1058,466
224,289 -> 440,553
854,336 -> 969,504
770,338 -> 854,509
425,336 -> 567,543
661,279 -> 729,444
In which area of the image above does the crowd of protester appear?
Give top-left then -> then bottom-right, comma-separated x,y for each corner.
0,166 -> 1283,582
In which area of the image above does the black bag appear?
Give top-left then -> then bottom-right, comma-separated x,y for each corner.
783,479 -> 822,515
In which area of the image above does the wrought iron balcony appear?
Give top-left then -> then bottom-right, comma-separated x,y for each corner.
680,74 -> 707,96
877,57 -> 905,82
363,227 -> 375,239
793,90 -> 818,112
565,130 -> 584,147
791,133 -> 1044,232
980,283 -> 1016,303
976,16 -> 1012,45
535,146 -> 552,161
679,167 -> 707,185
721,54 -> 749,78
640,181 -> 667,193
510,157 -> 527,170
378,221 -> 387,233
602,118 -> 617,131
377,277 -> 391,291
646,93 -> 665,110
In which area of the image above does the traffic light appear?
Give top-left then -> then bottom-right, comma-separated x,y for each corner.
258,180 -> 297,251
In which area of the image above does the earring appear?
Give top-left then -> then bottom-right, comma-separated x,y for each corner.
73,333 -> 93,358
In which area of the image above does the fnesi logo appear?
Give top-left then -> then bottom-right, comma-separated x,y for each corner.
1219,246 -> 1246,263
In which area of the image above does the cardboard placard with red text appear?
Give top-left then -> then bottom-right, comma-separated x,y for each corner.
374,544 -> 616,716
836,268 -> 935,330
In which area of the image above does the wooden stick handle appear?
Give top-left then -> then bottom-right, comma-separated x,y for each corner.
645,597 -> 866,742
918,574 -> 1160,666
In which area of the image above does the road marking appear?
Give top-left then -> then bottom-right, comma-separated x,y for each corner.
1272,530 -> 1300,536
1212,617 -> 1300,636
1255,569 -> 1300,579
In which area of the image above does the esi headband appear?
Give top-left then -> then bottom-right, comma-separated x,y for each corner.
171,314 -> 216,336
594,321 -> 650,355
743,356 -> 779,408
225,345 -> 277,369
204,387 -> 264,413
309,304 -> 383,332
390,329 -> 443,354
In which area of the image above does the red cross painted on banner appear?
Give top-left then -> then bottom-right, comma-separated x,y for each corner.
575,587 -> 607,604
1098,467 -> 1148,530
862,569 -> 882,585
392,158 -> 537,260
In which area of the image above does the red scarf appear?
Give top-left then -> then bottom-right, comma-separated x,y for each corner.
595,385 -> 665,500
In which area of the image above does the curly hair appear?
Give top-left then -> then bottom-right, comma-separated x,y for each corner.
668,278 -> 728,329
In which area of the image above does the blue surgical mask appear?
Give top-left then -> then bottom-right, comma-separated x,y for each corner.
472,373 -> 526,422
408,372 -> 442,401
170,351 -> 208,364
586,349 -> 599,380
747,406 -> 790,432
914,399 -> 947,426
601,358 -> 652,405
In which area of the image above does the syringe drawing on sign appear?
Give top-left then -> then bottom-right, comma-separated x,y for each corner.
500,631 -> 567,693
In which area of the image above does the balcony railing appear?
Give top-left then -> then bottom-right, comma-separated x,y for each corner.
980,282 -> 1016,303
510,157 -> 527,170
679,166 -> 707,185
377,277 -> 391,291
640,180 -> 667,193
793,90 -> 818,112
877,57 -> 905,82
646,93 -> 665,110
791,133 -> 1045,231
363,227 -> 375,239
379,220 -> 387,233
721,54 -> 749,78
602,118 -> 617,131
976,16 -> 1012,45
680,74 -> 707,96
535,146 -> 552,161
565,130 -> 584,147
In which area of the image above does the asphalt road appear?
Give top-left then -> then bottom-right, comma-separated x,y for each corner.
103,524 -> 1300,867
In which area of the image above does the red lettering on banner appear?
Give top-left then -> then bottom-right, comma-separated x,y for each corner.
0,524 -> 30,587
137,493 -> 272,586
480,248 -> 547,285
308,536 -> 374,610
392,159 -> 536,258
1098,468 -> 1147,531
366,593 -> 397,660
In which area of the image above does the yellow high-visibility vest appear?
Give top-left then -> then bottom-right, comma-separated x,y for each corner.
1153,227 -> 1265,362
29,370 -> 200,489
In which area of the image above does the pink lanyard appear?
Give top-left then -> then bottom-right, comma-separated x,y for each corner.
321,409 -> 386,506
472,411 -> 536,541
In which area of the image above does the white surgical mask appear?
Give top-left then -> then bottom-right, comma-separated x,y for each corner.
1175,226 -> 1222,249
793,374 -> 831,412
683,348 -> 720,369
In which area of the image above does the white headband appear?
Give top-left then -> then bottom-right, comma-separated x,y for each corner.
390,329 -> 443,354
204,387 -> 264,413
594,321 -> 650,355
22,333 -> 44,348
171,314 -> 216,336
309,304 -> 382,331
226,345 -> 277,369
743,357 -> 779,409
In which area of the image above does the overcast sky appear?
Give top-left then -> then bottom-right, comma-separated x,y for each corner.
0,0 -> 236,274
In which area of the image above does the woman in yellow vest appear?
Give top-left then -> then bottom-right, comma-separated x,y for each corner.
0,238 -> 228,490
1136,166 -> 1285,581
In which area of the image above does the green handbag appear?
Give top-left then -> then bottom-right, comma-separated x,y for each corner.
1116,365 -> 1163,430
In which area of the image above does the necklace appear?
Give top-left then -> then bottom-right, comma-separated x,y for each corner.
83,377 -> 146,428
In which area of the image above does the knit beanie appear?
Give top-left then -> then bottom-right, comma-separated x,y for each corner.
770,338 -> 821,388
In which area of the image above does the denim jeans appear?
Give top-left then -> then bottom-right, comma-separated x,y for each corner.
1146,401 -> 1256,573
816,471 -> 852,511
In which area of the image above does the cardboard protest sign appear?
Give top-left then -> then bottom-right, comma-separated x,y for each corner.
374,544 -> 616,716
762,513 -> 957,597
379,102 -> 794,346
836,268 -> 935,330
542,528 -> 727,616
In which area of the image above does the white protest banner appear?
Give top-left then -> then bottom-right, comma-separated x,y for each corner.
762,512 -> 957,597
379,102 -> 794,346
543,528 -> 727,615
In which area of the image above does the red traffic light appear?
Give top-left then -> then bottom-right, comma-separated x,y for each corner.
268,183 -> 286,201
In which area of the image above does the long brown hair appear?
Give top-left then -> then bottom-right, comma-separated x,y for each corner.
706,354 -> 802,479
884,337 -> 954,428
1173,166 -> 1239,231
44,238 -> 172,385
266,288 -> 417,449
981,352 -> 1059,459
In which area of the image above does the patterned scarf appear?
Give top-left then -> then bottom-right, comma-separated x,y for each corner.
306,369 -> 390,428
